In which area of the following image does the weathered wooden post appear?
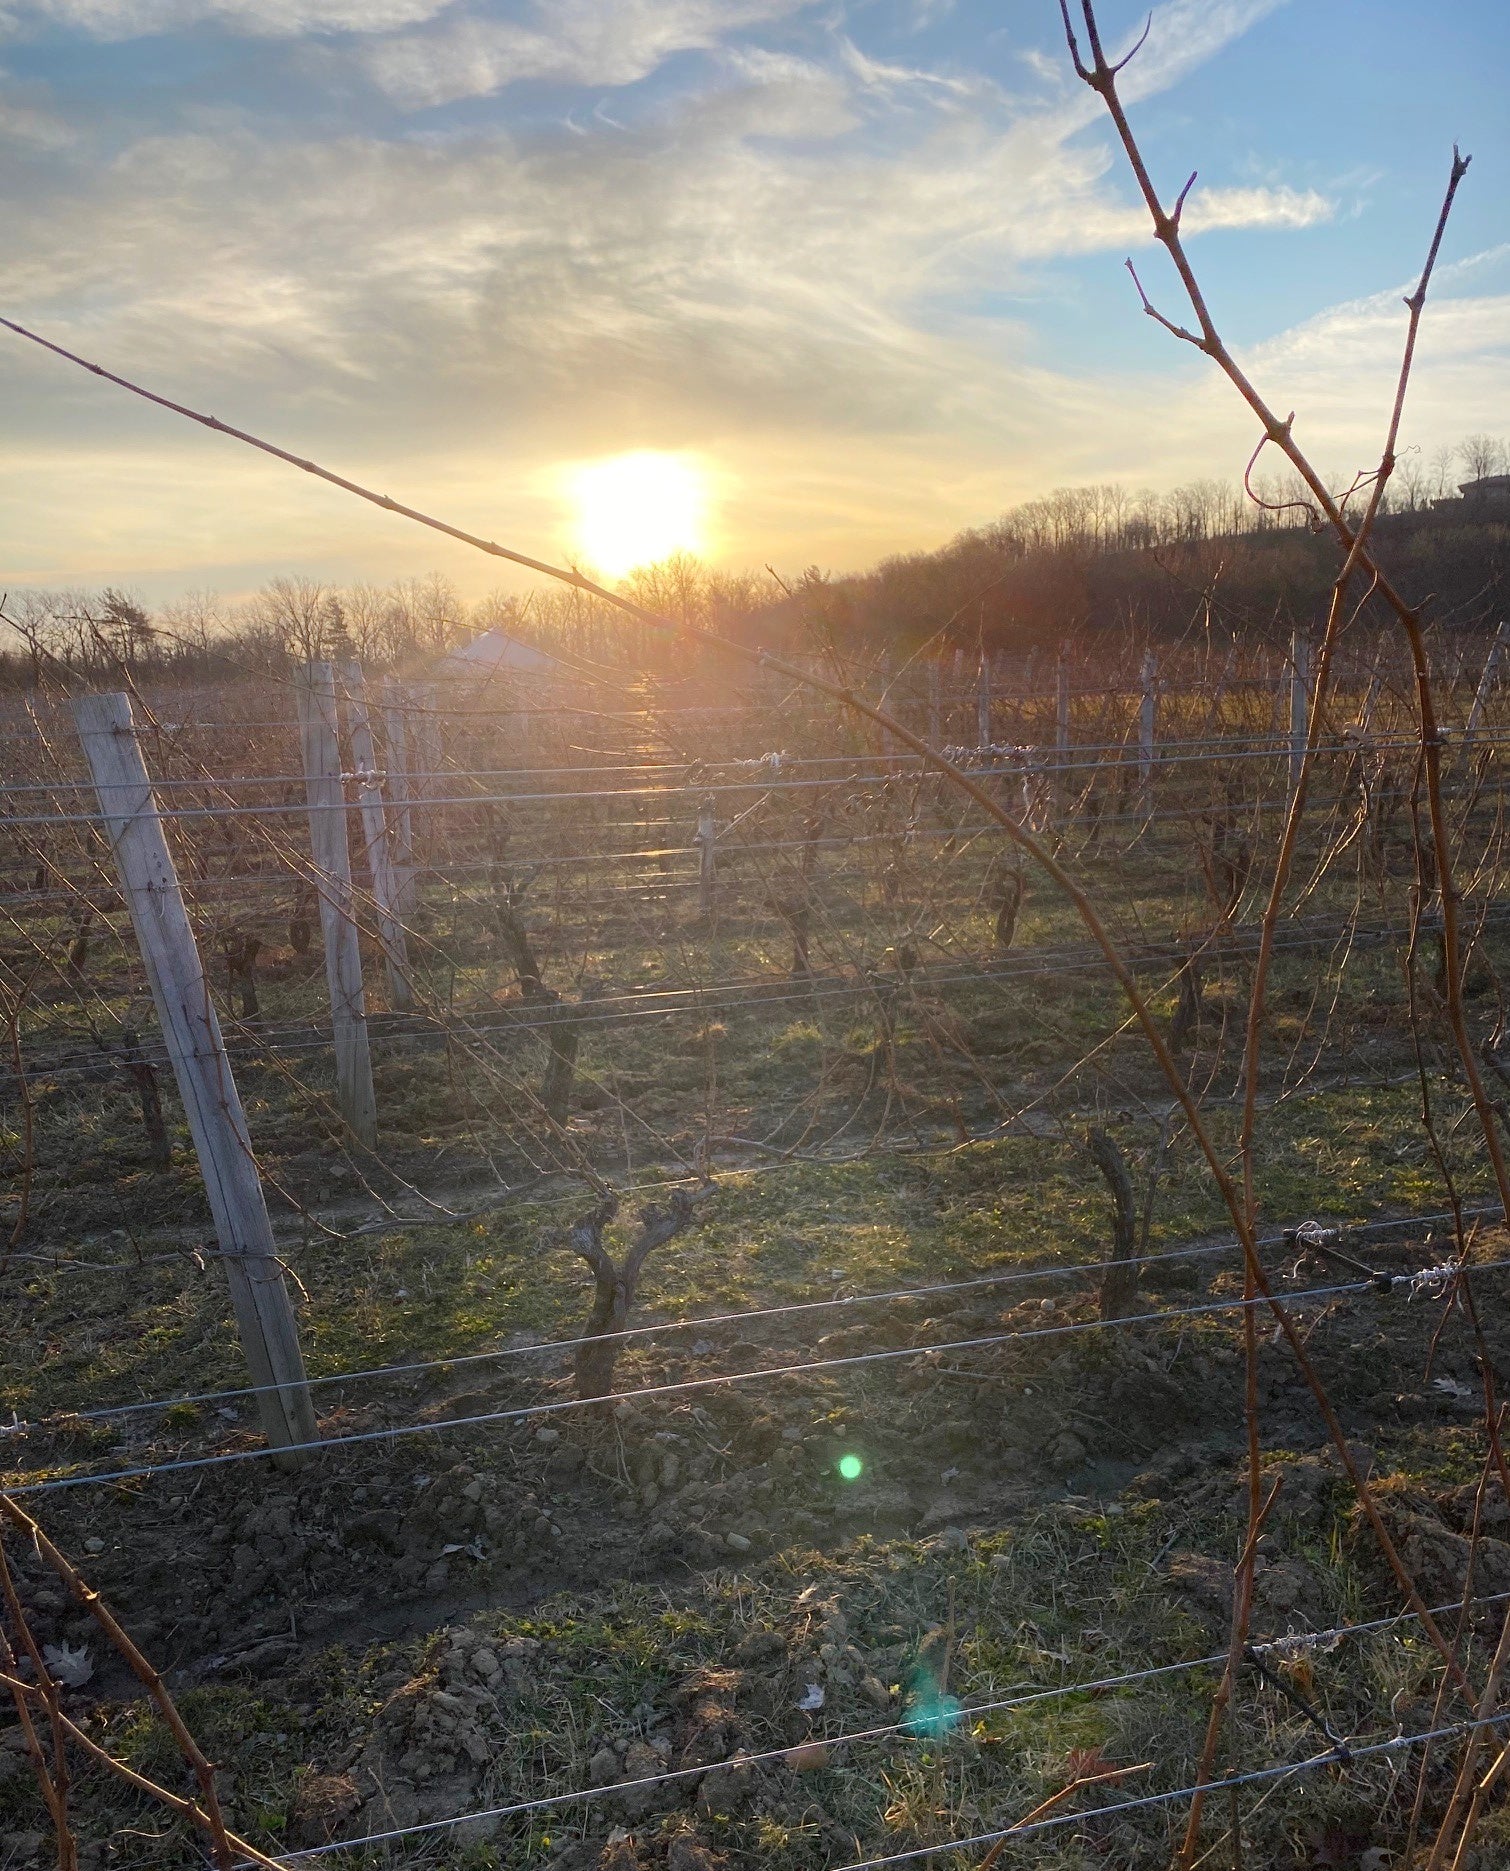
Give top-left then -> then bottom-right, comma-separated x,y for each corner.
73,692 -> 317,1459
338,659 -> 413,1011
927,660 -> 943,749
296,662 -> 378,1149
976,652 -> 993,750
1466,621 -> 1508,745
696,794 -> 718,921
380,677 -> 418,922
1289,630 -> 1313,798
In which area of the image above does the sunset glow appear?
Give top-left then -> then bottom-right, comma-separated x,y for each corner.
1,4 -> 1503,601
571,452 -> 708,578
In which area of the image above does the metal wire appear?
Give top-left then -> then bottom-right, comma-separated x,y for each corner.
259,1589 -> 1510,1865
0,725 -> 1485,796
3,731 -> 1505,828
8,1236 -> 1242,1431
830,1713 -> 1510,1870
11,1195 -> 1487,1430
15,1263 -> 1498,1497
11,897 -> 1499,1090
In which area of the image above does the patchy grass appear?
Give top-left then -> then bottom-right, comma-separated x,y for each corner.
13,1484 -> 1499,1870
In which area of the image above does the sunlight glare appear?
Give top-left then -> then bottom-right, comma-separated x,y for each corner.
571,451 -> 708,577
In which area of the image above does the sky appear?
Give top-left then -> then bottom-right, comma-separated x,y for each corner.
0,0 -> 1507,604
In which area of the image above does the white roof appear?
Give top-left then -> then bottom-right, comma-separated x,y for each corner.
444,628 -> 566,675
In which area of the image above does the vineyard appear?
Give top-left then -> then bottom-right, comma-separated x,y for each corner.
3,2 -> 1510,1866
2,624 -> 1510,1869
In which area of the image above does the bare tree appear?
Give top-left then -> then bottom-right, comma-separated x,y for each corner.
246,576 -> 331,662
1458,432 -> 1504,483
1430,441 -> 1460,498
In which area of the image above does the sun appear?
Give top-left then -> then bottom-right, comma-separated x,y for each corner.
570,451 -> 708,577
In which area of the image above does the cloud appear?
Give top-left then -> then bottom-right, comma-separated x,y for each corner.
0,66 -> 70,144
0,59 -> 1320,414
1243,273 -> 1510,463
985,178 -> 1333,262
6,0 -> 1465,600
1105,0 -> 1295,106
0,0 -> 450,37
1059,260 -> 1510,499
1180,185 -> 1332,233
834,34 -> 996,101
362,0 -> 817,108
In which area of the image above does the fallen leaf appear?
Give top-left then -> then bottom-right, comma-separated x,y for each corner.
784,1742 -> 830,1771
43,1642 -> 93,1688
1062,1744 -> 1125,1784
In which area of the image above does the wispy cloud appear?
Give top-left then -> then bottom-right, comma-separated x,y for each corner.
361,0 -> 818,109
1109,0 -> 1295,105
0,0 -> 450,39
0,35 -> 1332,403
0,65 -> 71,144
3,0 -> 1486,600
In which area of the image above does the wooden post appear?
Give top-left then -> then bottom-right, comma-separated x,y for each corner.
696,794 -> 717,920
1289,630 -> 1312,797
1466,621 -> 1508,745
72,692 -> 317,1459
296,663 -> 378,1149
927,660 -> 943,749
976,652 -> 993,750
380,677 -> 418,923
1138,650 -> 1158,791
339,660 -> 413,1011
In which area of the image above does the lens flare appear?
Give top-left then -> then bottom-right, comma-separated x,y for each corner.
570,451 -> 708,577
838,1453 -> 864,1481
904,1693 -> 962,1738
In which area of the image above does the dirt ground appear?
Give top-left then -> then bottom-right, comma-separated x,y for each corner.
5,1220 -> 1510,1870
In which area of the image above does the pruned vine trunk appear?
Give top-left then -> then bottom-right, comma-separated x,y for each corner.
1169,951 -> 1204,1050
1088,1126 -> 1139,1321
541,1002 -> 580,1127
223,933 -> 261,1021
565,1191 -> 700,1400
121,1028 -> 172,1172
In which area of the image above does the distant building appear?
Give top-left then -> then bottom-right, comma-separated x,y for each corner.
442,628 -> 569,676
1434,473 -> 1510,516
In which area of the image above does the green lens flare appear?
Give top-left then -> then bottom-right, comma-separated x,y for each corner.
838,1453 -> 864,1481
904,1693 -> 962,1738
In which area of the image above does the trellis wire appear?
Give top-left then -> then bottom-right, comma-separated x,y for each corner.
255,1591 -> 1510,1866
5,1196 -> 1491,1432
14,1260 -> 1507,1498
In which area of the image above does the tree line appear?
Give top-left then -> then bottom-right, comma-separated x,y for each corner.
3,433 -> 1505,684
